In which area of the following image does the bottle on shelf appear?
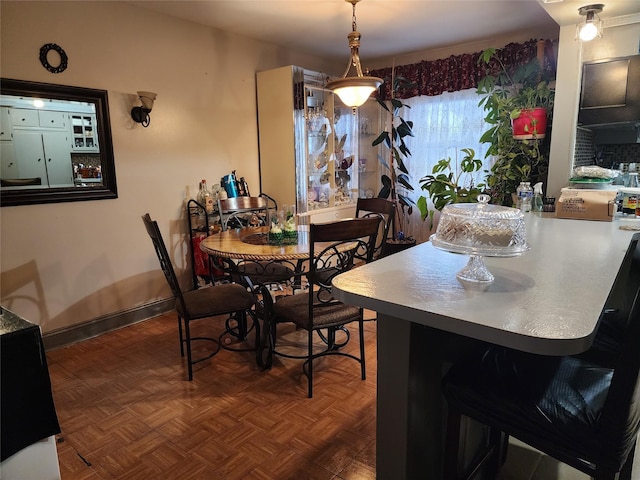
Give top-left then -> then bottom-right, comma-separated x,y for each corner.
532,182 -> 544,212
193,182 -> 206,230
515,182 -> 524,210
517,181 -> 533,212
621,172 -> 640,216
198,179 -> 214,214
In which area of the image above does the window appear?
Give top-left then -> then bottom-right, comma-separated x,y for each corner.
403,88 -> 491,191
388,88 -> 491,241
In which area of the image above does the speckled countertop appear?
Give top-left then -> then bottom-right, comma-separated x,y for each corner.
333,215 -> 638,356
0,306 -> 36,336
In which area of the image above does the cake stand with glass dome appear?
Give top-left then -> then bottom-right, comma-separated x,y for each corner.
430,194 -> 530,287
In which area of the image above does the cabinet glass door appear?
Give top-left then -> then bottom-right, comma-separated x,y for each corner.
303,85 -> 358,214
357,97 -> 381,199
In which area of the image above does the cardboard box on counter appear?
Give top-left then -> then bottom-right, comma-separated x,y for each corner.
556,188 -> 617,221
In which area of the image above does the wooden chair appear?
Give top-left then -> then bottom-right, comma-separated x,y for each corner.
141,213 -> 256,380
259,216 -> 382,397
442,233 -> 640,480
356,197 -> 395,260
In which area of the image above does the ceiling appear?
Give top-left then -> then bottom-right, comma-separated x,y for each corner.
130,0 -> 640,62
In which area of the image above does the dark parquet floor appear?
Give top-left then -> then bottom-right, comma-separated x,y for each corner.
47,311 -> 377,480
46,308 -> 621,480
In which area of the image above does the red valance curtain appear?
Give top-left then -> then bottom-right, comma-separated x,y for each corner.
370,38 -> 557,100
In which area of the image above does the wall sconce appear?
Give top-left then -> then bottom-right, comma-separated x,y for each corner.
131,91 -> 157,127
576,4 -> 604,42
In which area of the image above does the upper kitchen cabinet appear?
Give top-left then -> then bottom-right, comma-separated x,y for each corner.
257,65 -> 360,223
71,114 -> 99,152
579,54 -> 640,127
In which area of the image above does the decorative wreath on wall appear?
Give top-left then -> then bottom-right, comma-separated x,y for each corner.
39,43 -> 68,74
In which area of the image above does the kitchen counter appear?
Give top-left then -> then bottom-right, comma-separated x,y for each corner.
332,214 -> 638,479
1,307 -> 60,467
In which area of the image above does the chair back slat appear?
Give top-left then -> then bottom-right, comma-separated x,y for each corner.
141,214 -> 186,312
308,217 -> 382,309
356,197 -> 395,260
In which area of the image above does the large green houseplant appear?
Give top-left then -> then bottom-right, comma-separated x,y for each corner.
417,148 -> 485,228
476,48 -> 555,206
372,74 -> 417,245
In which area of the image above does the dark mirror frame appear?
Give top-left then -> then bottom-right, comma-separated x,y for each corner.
1,78 -> 117,207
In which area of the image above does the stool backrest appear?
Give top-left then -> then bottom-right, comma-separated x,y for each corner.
599,233 -> 640,462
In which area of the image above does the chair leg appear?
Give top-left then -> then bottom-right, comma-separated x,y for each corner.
250,310 -> 261,352
178,314 -> 185,357
359,319 -> 366,380
184,318 -> 194,381
308,329 -> 314,398
487,428 -> 505,478
619,441 -> 636,480
444,406 -> 463,480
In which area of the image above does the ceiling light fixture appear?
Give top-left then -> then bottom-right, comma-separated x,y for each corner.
576,4 -> 604,42
326,0 -> 382,109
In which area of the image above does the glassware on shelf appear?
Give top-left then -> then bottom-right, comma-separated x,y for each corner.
430,194 -> 530,288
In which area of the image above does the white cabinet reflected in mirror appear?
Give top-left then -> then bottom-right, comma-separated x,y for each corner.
0,79 -> 117,206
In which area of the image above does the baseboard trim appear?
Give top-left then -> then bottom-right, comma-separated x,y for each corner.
42,299 -> 174,351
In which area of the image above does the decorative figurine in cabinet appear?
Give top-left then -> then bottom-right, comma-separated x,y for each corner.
257,65 -> 362,223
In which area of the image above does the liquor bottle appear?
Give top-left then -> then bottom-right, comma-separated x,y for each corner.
198,179 -> 214,214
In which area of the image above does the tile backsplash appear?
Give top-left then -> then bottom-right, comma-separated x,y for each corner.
574,127 -> 596,167
574,127 -> 640,169
601,143 -> 640,167
71,153 -> 101,170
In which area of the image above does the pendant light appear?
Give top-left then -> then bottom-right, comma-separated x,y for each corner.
576,4 -> 604,42
326,0 -> 382,109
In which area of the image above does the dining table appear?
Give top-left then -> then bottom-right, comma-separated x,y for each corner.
331,214 -> 640,479
199,224 -> 359,366
199,225 -> 313,264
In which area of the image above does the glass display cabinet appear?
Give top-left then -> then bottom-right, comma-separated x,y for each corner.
257,65 -> 360,223
357,97 -> 381,199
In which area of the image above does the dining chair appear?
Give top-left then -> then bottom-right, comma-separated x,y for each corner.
218,196 -> 269,231
441,234 -> 640,480
141,213 -> 256,381
259,216 -> 382,398
355,197 -> 395,260
217,196 -> 295,289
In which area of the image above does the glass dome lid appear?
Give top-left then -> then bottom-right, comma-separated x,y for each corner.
430,194 -> 530,257
430,194 -> 530,287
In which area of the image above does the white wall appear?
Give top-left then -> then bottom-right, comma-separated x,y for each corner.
548,18 -> 640,200
0,1 -> 337,333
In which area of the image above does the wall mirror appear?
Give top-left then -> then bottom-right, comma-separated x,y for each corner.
1,78 -> 117,206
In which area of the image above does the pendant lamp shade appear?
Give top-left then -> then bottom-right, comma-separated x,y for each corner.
326,0 -> 382,108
